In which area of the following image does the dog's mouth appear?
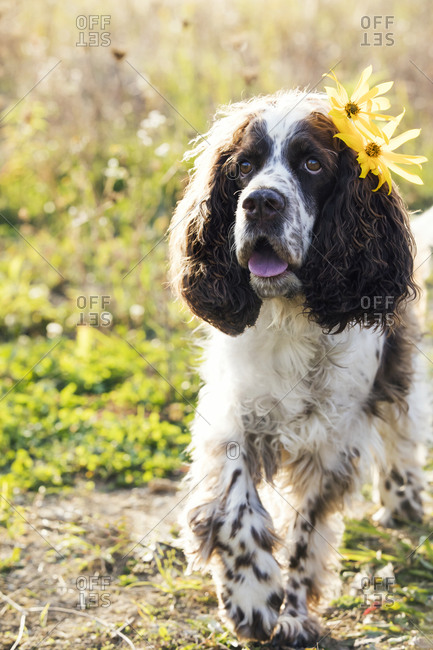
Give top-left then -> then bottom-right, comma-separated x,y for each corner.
248,238 -> 289,278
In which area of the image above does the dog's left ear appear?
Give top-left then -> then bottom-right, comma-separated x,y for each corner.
301,144 -> 418,333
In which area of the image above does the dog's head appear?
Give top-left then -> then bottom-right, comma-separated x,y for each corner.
170,92 -> 417,335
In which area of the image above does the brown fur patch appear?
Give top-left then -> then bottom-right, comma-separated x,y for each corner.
367,310 -> 419,417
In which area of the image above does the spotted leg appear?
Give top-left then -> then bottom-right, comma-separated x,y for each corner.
182,431 -> 284,641
374,403 -> 425,527
372,331 -> 428,527
272,449 -> 360,647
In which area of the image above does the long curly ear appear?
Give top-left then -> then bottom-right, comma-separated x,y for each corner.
300,144 -> 418,333
169,121 -> 261,336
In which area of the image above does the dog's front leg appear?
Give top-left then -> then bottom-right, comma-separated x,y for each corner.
182,410 -> 284,641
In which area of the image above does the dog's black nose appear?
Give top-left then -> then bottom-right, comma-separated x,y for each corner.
242,189 -> 285,221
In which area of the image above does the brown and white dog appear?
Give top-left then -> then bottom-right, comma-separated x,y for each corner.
169,91 -> 430,646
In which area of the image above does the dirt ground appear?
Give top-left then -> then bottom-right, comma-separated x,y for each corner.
1,475 -> 433,650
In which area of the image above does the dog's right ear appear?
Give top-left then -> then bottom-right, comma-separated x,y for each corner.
169,120 -> 262,336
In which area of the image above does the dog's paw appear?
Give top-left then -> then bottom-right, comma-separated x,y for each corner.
221,583 -> 284,641
271,612 -> 321,648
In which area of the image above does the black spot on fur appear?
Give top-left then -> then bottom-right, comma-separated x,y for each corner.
251,525 -> 276,552
300,576 -> 320,603
249,609 -> 267,641
307,510 -> 317,528
391,468 -> 405,486
188,505 -> 224,561
225,568 -> 234,580
234,605 -> 245,625
289,540 -> 308,569
227,468 -> 242,495
215,541 -> 234,556
235,551 -> 255,570
221,586 -> 233,606
230,503 -> 247,538
286,592 -> 299,608
301,520 -> 313,533
244,430 -> 280,481
400,498 -> 422,521
384,479 -> 391,491
267,590 -> 284,612
252,564 -> 270,581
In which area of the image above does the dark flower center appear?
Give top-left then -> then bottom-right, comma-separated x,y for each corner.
345,102 -> 360,118
365,142 -> 382,157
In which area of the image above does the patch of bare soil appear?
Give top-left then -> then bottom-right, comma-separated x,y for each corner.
1,478 -> 432,649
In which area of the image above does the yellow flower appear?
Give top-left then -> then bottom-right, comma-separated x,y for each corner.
335,112 -> 428,193
324,65 -> 394,141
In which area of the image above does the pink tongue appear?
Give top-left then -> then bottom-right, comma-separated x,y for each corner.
248,248 -> 289,278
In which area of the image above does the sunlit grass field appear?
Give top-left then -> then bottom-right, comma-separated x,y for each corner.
0,1 -> 432,648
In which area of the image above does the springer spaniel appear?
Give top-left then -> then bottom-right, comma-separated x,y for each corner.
169,91 -> 428,646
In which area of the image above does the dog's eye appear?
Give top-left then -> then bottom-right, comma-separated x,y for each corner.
239,160 -> 253,175
305,158 -> 322,173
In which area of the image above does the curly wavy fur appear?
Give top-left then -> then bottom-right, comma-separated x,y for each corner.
169,116 -> 261,335
170,100 -> 417,336
300,134 -> 418,333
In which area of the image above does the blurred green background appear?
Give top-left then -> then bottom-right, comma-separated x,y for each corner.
1,0 -> 432,495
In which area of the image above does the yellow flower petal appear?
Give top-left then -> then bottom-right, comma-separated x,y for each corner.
331,115 -> 359,135
324,86 -> 341,103
387,128 -> 421,151
335,132 -> 364,150
386,162 -> 424,185
356,87 -> 383,106
365,112 -> 394,121
371,97 -> 391,111
373,164 -> 393,193
357,115 -> 387,141
381,110 -> 405,140
324,71 -> 348,103
372,174 -> 387,192
382,151 -> 427,165
351,65 -> 373,102
374,81 -> 394,95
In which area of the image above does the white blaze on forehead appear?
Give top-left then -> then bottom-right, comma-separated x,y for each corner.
261,95 -> 329,158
